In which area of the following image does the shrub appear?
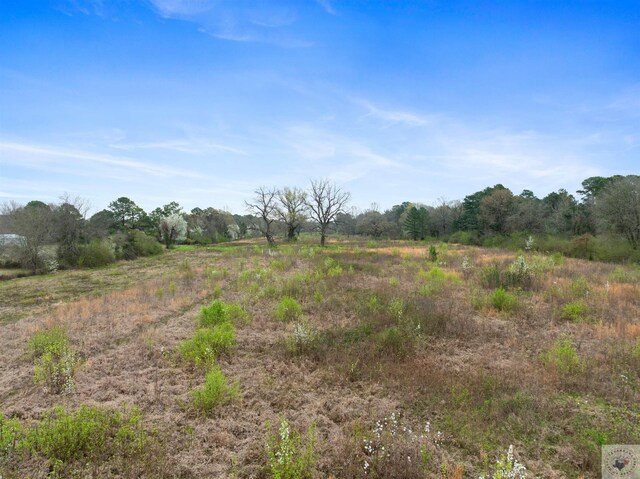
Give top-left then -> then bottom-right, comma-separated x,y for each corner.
428,245 -> 438,262
374,327 -> 411,358
503,255 -> 534,289
387,298 -> 405,322
285,320 -> 319,356
543,338 -> 582,375
26,405 -> 147,465
113,231 -> 163,260
480,263 -> 502,289
30,328 -> 79,395
28,327 -> 69,358
191,366 -> 238,415
340,412 -> 441,479
198,299 -> 228,328
129,230 -> 163,257
490,288 -> 517,312
561,301 -> 589,322
180,324 -> 236,367
265,418 -> 317,479
322,257 -> 343,277
0,412 -> 23,456
226,303 -> 250,324
479,445 -> 527,479
275,296 -> 303,322
78,239 -> 116,268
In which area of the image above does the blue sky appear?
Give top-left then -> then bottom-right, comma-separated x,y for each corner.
1,0 -> 639,214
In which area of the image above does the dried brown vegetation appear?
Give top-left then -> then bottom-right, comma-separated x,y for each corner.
0,239 -> 638,478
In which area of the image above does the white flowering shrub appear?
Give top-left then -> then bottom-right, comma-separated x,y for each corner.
461,256 -> 473,279
33,341 -> 79,395
479,445 -> 527,479
505,255 -> 534,289
348,412 -> 443,478
265,418 -> 317,479
524,235 -> 535,251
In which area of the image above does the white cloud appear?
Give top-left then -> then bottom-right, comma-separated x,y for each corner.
0,142 -> 201,179
315,0 -> 336,15
148,0 -> 310,47
109,139 -> 246,155
354,98 -> 439,127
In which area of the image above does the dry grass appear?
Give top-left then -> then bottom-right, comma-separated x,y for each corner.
0,237 -> 638,478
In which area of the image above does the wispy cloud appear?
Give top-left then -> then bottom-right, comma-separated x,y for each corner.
315,0 -> 336,15
0,142 -> 201,179
58,0 -> 107,17
280,124 -> 404,182
354,98 -> 439,127
109,139 -> 246,155
148,0 -> 311,47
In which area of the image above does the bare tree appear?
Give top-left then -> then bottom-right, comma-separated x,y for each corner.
245,187 -> 278,247
306,179 -> 351,246
276,187 -> 307,241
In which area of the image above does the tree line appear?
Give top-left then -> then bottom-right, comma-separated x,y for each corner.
1,174 -> 638,274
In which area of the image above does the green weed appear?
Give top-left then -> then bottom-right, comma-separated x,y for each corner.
265,418 -> 317,479
180,324 -> 236,367
275,296 -> 303,322
191,366 -> 238,415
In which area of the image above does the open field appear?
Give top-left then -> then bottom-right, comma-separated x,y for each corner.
1,238 -> 639,478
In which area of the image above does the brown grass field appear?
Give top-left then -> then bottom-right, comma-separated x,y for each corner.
0,237 -> 638,478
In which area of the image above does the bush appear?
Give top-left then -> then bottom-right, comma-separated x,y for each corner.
503,255 -> 534,289
543,338 -> 582,375
26,405 -> 147,465
449,231 -> 479,245
480,263 -> 502,289
78,239 -> 116,268
198,299 -> 228,328
0,412 -> 23,457
30,327 -> 79,395
28,327 -> 69,358
180,324 -> 236,367
479,445 -> 527,479
490,288 -> 517,312
561,301 -> 589,322
374,327 -> 411,358
129,230 -> 163,257
113,231 -> 163,260
275,296 -> 303,322
265,418 -> 317,479
337,412 -> 441,479
191,366 -> 238,415
198,299 -> 249,328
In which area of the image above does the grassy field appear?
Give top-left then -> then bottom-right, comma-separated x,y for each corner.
0,237 -> 638,478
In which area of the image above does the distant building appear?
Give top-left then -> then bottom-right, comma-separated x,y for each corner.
0,234 -> 25,247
